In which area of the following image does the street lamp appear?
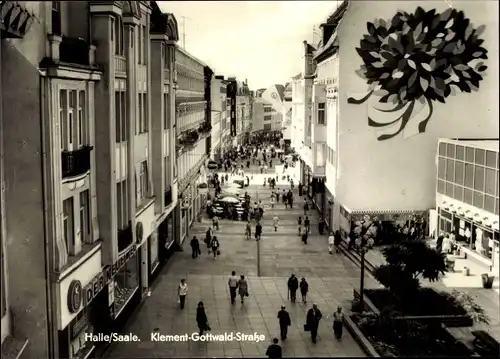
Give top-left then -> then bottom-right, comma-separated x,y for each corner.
256,190 -> 261,277
358,245 -> 370,312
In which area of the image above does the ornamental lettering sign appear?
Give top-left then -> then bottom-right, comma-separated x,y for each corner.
83,245 -> 137,306
67,280 -> 83,314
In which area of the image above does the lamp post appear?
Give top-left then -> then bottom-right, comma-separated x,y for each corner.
256,189 -> 261,277
359,246 -> 368,311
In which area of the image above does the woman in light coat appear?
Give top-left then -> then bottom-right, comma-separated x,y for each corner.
238,275 -> 248,304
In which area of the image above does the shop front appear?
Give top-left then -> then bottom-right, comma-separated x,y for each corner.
111,246 -> 139,323
152,210 -> 176,284
134,201 -> 157,296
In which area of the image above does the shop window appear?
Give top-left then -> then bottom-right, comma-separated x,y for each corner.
437,180 -> 445,194
445,182 -> 454,197
484,195 -> 495,213
114,254 -> 139,318
453,185 -> 464,202
447,144 -> 455,158
464,163 -> 474,188
456,145 -> 465,161
438,142 -> 446,156
475,149 -> 485,165
80,190 -> 90,244
446,159 -> 454,182
454,161 -> 464,185
440,209 -> 452,220
473,191 -> 484,208
466,147 -> 475,163
438,157 -> 446,180
464,188 -> 473,205
486,151 -> 497,168
474,166 -> 485,191
484,168 -> 497,196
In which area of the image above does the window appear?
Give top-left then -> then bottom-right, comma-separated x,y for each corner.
485,168 -> 497,196
465,147 -> 475,162
475,149 -> 485,165
486,151 -> 497,168
116,180 -> 128,230
79,190 -> 90,244
473,191 -> 484,207
464,163 -> 474,188
456,145 -> 465,160
263,123 -> 272,131
143,93 -> 148,132
453,185 -> 463,202
137,93 -> 142,134
446,159 -> 454,182
63,197 -> 75,255
163,93 -> 168,129
474,166 -> 484,191
77,91 -> 85,147
454,161 -> 464,185
115,91 -> 127,142
445,182 -> 453,197
114,17 -> 124,55
60,90 -> 67,150
438,157 -> 446,179
446,144 -> 455,158
52,1 -> 61,35
484,195 -> 495,213
264,115 -> 271,121
438,142 -> 446,156
142,25 -> 147,64
139,161 -> 148,201
464,188 -> 473,205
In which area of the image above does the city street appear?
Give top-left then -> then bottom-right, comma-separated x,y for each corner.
106,163 -> 377,358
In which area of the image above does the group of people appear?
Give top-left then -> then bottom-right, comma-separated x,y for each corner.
189,226 -> 222,260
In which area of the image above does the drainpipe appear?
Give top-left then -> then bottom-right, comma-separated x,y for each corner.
40,76 -> 56,359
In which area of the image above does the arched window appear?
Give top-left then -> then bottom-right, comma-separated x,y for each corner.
114,16 -> 124,55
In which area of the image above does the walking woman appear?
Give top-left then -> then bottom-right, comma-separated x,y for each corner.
299,277 -> 309,304
238,275 -> 249,304
211,236 -> 220,259
178,279 -> 188,310
196,301 -> 210,335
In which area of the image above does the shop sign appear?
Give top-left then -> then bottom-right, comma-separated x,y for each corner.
82,245 -> 137,306
67,280 -> 83,314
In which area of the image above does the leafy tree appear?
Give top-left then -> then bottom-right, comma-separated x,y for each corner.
373,240 -> 446,297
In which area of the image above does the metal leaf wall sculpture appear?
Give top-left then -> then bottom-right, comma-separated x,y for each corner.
347,7 -> 488,141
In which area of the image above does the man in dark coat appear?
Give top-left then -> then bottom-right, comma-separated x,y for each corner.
190,236 -> 200,259
298,182 -> 303,196
265,338 -> 282,358
287,274 -> 299,302
255,222 -> 263,241
436,232 -> 444,253
277,306 -> 291,340
306,304 -> 323,343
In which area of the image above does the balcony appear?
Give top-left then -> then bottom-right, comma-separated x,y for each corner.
117,223 -> 133,253
164,186 -> 173,207
59,37 -> 90,66
114,55 -> 126,73
61,146 -> 93,180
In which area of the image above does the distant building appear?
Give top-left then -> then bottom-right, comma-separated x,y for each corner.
252,98 -> 283,133
210,75 -> 229,160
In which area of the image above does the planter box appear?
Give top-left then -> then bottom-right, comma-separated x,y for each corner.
353,289 -> 380,314
391,314 -> 473,327
344,315 -> 380,357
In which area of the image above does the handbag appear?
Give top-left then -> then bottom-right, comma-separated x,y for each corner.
177,297 -> 181,304
217,249 -> 221,255
245,290 -> 249,297
303,324 -> 310,332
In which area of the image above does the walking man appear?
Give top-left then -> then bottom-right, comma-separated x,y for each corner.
287,274 -> 299,302
265,338 -> 282,358
277,306 -> 291,340
306,304 -> 323,343
190,236 -> 201,259
228,271 -> 239,304
332,306 -> 344,341
304,216 -> 310,234
255,221 -> 262,241
303,200 -> 309,215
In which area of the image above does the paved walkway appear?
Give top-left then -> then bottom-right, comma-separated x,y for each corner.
106,167 -> 374,358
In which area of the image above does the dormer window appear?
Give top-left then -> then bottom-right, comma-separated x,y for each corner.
52,1 -> 61,35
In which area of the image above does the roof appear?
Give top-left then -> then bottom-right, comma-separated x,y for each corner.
306,43 -> 316,54
274,84 -> 285,102
439,139 -> 499,152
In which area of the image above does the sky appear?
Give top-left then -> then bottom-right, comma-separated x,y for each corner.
157,1 -> 342,90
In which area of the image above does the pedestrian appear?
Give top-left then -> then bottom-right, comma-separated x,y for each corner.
298,182 -> 303,196
210,236 -> 220,259
297,216 -> 302,236
273,215 -> 280,232
305,304 -> 323,343
303,200 -> 309,215
255,221 -> 262,241
270,195 -> 275,209
228,271 -> 239,304
205,228 -> 212,253
288,194 -> 294,209
275,190 -> 280,202
284,193 -> 288,209
190,236 -> 201,259
177,279 -> 188,310
304,216 -> 310,234
287,274 -> 299,302
299,278 -> 309,303
277,306 -> 291,340
196,301 -> 210,335
328,232 -> 335,254
245,220 -> 252,240
302,231 -> 308,244
238,275 -> 249,303
212,216 -> 219,231
334,230 -> 342,253
265,338 -> 282,358
332,306 -> 344,341
318,217 -> 326,235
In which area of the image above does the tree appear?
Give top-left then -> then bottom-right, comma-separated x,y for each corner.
373,240 -> 446,297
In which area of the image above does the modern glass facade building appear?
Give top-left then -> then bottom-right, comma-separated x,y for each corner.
435,139 -> 499,271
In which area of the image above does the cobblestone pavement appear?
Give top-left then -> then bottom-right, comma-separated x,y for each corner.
107,164 -> 376,358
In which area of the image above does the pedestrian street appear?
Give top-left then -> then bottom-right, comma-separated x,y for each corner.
106,181 -> 377,358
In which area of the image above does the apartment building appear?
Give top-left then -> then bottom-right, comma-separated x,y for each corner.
309,1 -> 499,235
210,76 -> 229,161
252,98 -> 283,133
174,47 -> 212,244
1,1 -> 181,358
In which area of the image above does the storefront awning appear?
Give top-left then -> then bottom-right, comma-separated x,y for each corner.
350,209 -> 428,222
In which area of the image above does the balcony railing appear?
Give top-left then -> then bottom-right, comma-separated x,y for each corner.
114,55 -> 126,73
61,146 -> 93,180
164,186 -> 173,207
117,223 -> 133,253
59,37 -> 90,66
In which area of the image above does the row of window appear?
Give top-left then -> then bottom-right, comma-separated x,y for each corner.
264,115 -> 272,122
264,107 -> 272,113
60,90 -> 86,151
437,180 -> 499,215
175,51 -> 204,75
176,74 -> 204,93
110,16 -> 149,65
438,142 -> 498,169
263,123 -> 272,131
437,156 -> 498,197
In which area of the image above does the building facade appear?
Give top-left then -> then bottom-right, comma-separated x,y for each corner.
332,0 -> 499,235
252,98 -> 283,133
282,83 -> 293,146
1,1 -> 182,358
174,47 -> 212,246
210,75 -> 229,160
228,77 -> 251,146
435,139 -> 499,274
